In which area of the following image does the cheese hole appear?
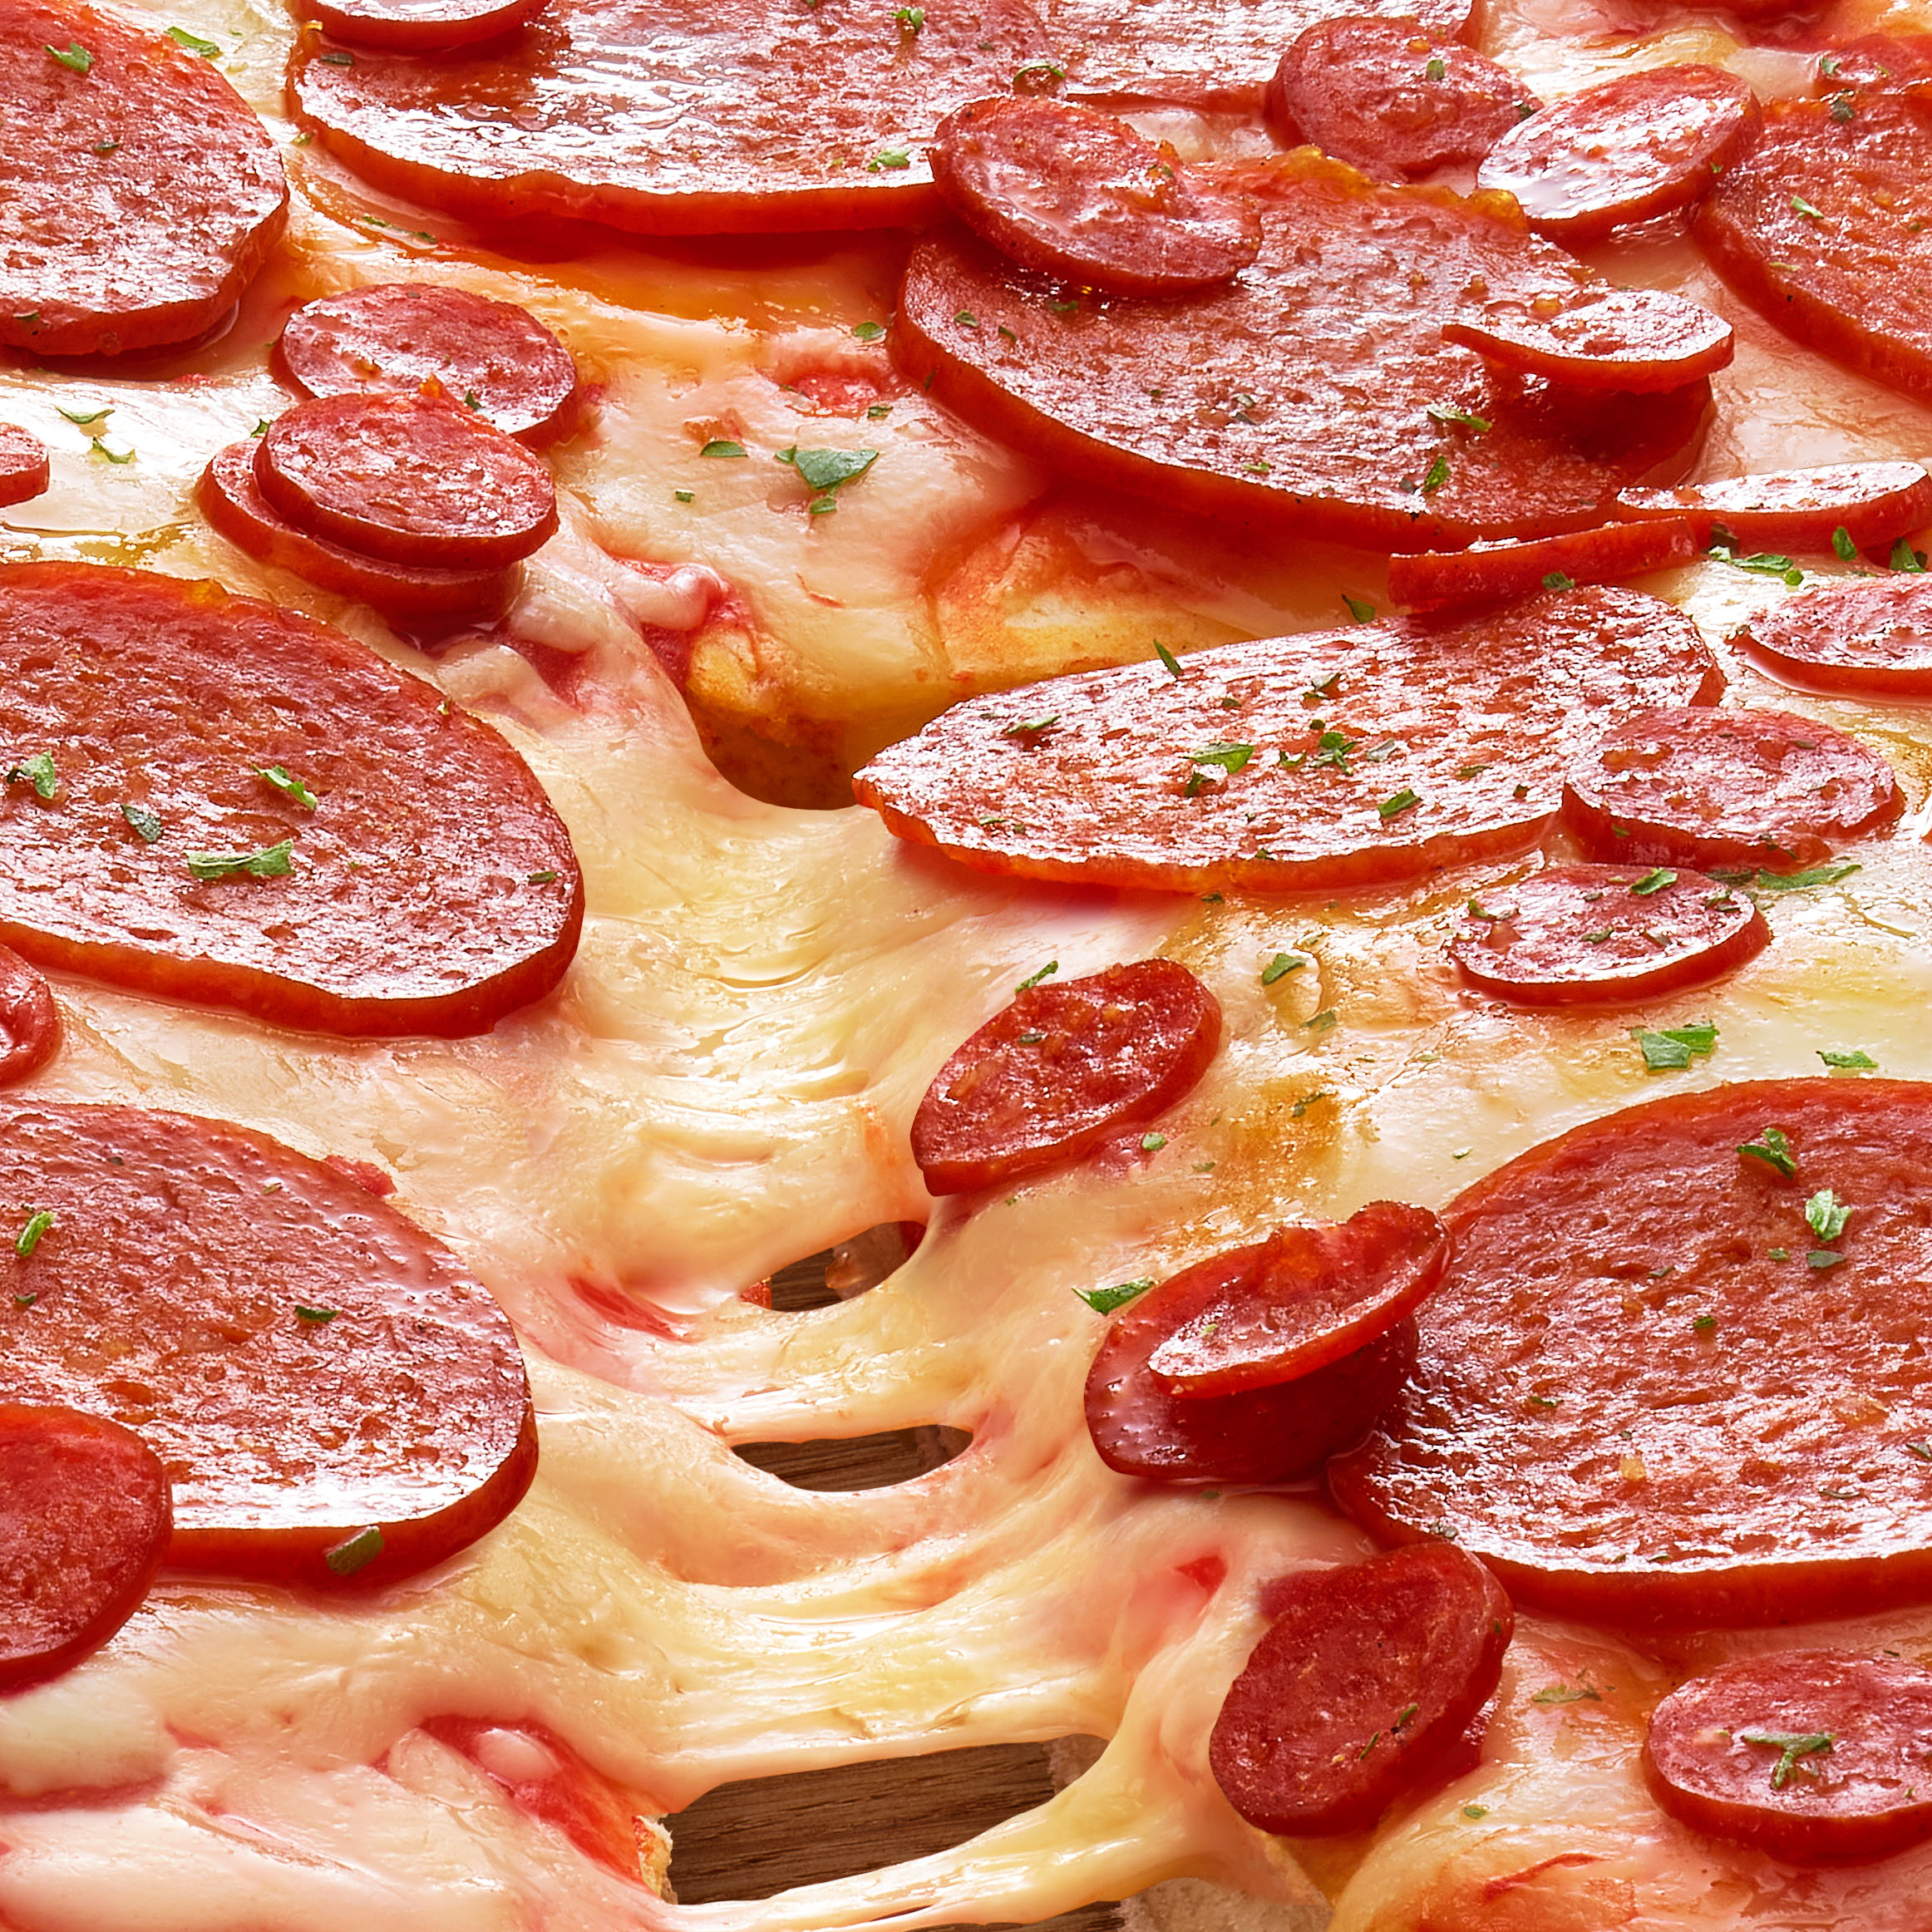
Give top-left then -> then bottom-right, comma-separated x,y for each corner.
760,1220 -> 925,1309
733,1423 -> 970,1491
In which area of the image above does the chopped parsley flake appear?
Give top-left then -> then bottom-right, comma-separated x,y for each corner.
866,402 -> 892,420
1808,1248 -> 1847,1270
46,40 -> 93,71
1424,54 -> 1446,78
1343,594 -> 1377,623
1002,714 -> 1059,737
1893,538 -> 1928,574
1141,1131 -> 1166,1152
1419,455 -> 1450,495
1261,951 -> 1306,986
1530,1682 -> 1600,1707
1806,1188 -> 1851,1242
1016,960 -> 1057,991
1304,1008 -> 1338,1032
1191,741 -> 1254,775
165,24 -> 221,55
56,402 -> 111,427
673,488 -> 694,503
1791,194 -> 1826,219
1291,1088 -> 1333,1117
1013,57 -> 1066,83
1462,1805 -> 1488,1820
121,801 -> 162,843
699,439 -> 747,459
894,3 -> 924,26
14,1210 -> 54,1258
1541,571 -> 1575,591
1739,1729 -> 1833,1790
185,838 -> 294,881
1752,860 -> 1860,893
1378,787 -> 1421,820
1819,1047 -> 1877,1070
1832,525 -> 1858,561
852,321 -> 886,343
527,869 -> 559,885
1078,1277 -> 1155,1314
1631,1021 -> 1718,1071
294,1304 -> 338,1323
5,752 -> 57,800
868,150 -> 912,171
323,1525 -> 386,1577
954,308 -> 979,328
1738,1125 -> 1798,1177
1427,403 -> 1491,432
1154,640 -> 1185,678
1630,867 -> 1677,896
256,763 -> 318,811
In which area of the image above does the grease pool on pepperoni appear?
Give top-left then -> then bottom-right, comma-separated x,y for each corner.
1616,462 -> 1932,553
1735,576 -> 1932,698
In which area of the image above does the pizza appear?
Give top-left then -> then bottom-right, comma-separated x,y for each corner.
6,0 -> 1932,1923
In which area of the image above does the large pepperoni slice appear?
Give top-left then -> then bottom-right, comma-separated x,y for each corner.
289,0 -> 1055,237
0,563 -> 581,1037
0,944 -> 59,1086
0,423 -> 50,508
1328,1077 -> 1932,1624
308,0 -> 550,52
855,587 -> 1722,895
1734,576 -> 1932,698
1562,705 -> 1904,875
1264,18 -> 1535,180
1477,65 -> 1758,244
1440,290 -> 1735,393
277,283 -> 581,444
0,1402 -> 170,1692
2,1102 -> 535,1588
929,97 -> 1260,295
1645,1652 -> 1932,1865
0,0 -> 287,357
1615,461 -> 1932,553
256,393 -> 559,570
896,151 -> 1713,552
1387,516 -> 1701,612
912,959 -> 1220,1195
1209,1545 -> 1513,1836
1448,862 -> 1768,1007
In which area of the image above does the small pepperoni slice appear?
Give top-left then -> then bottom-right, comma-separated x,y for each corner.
1441,290 -> 1734,392
1209,1544 -> 1514,1836
200,441 -> 519,629
307,0 -> 549,52
0,0 -> 288,357
277,283 -> 580,443
1146,1201 -> 1447,1396
0,1402 -> 170,1692
1645,1652 -> 1932,1865
2,1101 -> 535,1587
1387,517 -> 1701,613
256,393 -> 559,570
1734,576 -> 1932,698
912,959 -> 1220,1195
0,422 -> 50,508
1264,17 -> 1535,180
1478,65 -> 1759,245
1615,462 -> 1932,554
0,562 -> 581,1037
856,587 -> 1721,895
929,97 -> 1260,296
0,944 -> 59,1086
1085,1245 -> 1417,1484
1448,862 -> 1768,1007
1562,705 -> 1904,875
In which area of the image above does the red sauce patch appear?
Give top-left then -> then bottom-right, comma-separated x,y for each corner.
1735,574 -> 1932,697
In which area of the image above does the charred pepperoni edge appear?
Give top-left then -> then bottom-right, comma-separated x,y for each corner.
1732,577 -> 1932,698
304,0 -> 551,52
0,942 -> 60,1086
1208,1543 -> 1514,1836
1388,517 -> 1700,610
0,423 -> 51,507
0,1402 -> 171,1692
1614,461 -> 1932,553
1439,294 -> 1735,393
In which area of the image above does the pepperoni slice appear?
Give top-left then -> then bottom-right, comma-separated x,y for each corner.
912,959 -> 1221,1195
0,0 -> 288,357
200,441 -> 520,629
1476,65 -> 1759,245
277,283 -> 581,444
289,0 -> 1053,236
855,586 -> 1722,895
1084,1247 -> 1417,1483
2,1102 -> 535,1586
308,0 -> 550,52
1208,1545 -> 1514,1836
1264,18 -> 1535,180
1387,517 -> 1701,613
0,422 -> 50,508
0,562 -> 581,1037
1562,706 -> 1903,875
1695,96 -> 1932,403
1145,1202 -> 1447,1397
1440,290 -> 1734,393
1448,862 -> 1767,1007
255,393 -> 559,570
929,98 -> 1260,296
0,1402 -> 170,1692
1615,461 -> 1932,554
1734,576 -> 1932,698
1813,36 -> 1932,97
0,944 -> 59,1086
896,152 -> 1713,552
1645,1652 -> 1932,1865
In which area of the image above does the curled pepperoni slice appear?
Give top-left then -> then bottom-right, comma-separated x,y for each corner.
1448,862 -> 1768,1007
1209,1544 -> 1513,1836
0,1402 -> 170,1692
1734,576 -> 1932,698
0,944 -> 59,1086
1645,1652 -> 1932,1865
1146,1201 -> 1447,1396
1264,17 -> 1535,180
1478,65 -> 1758,244
2,1102 -> 535,1587
1616,461 -> 1932,554
308,0 -> 550,52
200,441 -> 520,629
1388,516 -> 1701,613
277,283 -> 581,443
1084,1244 -> 1417,1483
256,393 -> 559,570
0,562 -> 581,1037
855,587 -> 1721,895
913,959 -> 1220,1194
929,98 -> 1260,296
1441,290 -> 1734,393
0,422 -> 50,508
1562,705 -> 1903,875
0,0 -> 287,357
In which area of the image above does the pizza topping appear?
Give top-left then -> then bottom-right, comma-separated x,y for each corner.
0,942 -> 60,1087
1440,289 -> 1734,392
277,283 -> 581,443
0,0 -> 287,354
911,958 -> 1220,1194
0,1402 -> 171,1692
0,421 -> 51,508
1734,575 -> 1932,698
1616,462 -> 1932,554
1645,1652 -> 1932,1864
1561,706 -> 1904,875
1449,862 -> 1768,1007
929,96 -> 1261,295
305,0 -> 549,52
255,393 -> 559,570
0,562 -> 581,1037
1387,517 -> 1702,612
1476,65 -> 1758,244
1264,17 -> 1534,179
1209,1544 -> 1513,1836
855,586 -> 1721,894
1811,35 -> 1932,97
